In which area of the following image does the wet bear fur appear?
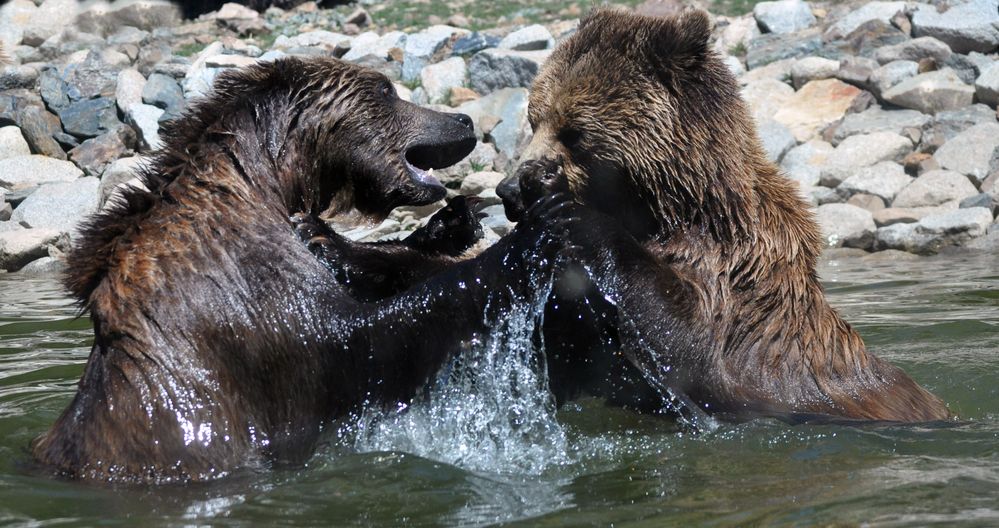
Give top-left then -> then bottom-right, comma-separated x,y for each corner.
32,56 -> 569,482
498,8 -> 950,423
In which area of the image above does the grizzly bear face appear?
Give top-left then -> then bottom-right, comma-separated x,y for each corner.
206,58 -> 476,219
498,9 -> 759,240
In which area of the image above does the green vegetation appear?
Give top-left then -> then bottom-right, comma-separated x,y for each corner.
175,41 -> 208,57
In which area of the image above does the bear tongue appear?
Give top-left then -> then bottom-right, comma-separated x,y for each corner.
405,159 -> 444,190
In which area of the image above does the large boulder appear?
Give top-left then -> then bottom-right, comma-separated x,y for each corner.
816,203 -> 877,249
468,49 -> 550,95
454,88 -> 530,160
892,169 -> 980,207
829,106 -> 931,146
401,25 -> 467,82
875,207 -> 994,253
774,79 -> 864,142
780,139 -> 834,187
10,177 -> 100,236
0,228 -> 63,271
741,79 -> 795,121
752,0 -> 816,34
837,161 -> 912,203
975,61 -> 999,107
342,31 -> 406,62
420,57 -> 467,105
0,155 -> 82,190
881,68 -> 975,114
756,118 -> 796,163
75,0 -> 181,35
911,0 -> 999,54
932,123 -> 999,186
820,132 -> 913,186
824,1 -> 906,40
0,126 -> 31,160
498,24 -> 554,51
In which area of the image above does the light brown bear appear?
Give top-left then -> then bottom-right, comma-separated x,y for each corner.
497,8 -> 950,423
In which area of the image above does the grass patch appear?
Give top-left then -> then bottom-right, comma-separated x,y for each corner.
175,41 -> 208,57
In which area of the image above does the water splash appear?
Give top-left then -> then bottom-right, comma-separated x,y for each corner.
349,275 -> 570,476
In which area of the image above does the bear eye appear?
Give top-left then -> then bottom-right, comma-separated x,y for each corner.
379,82 -> 395,99
557,128 -> 583,149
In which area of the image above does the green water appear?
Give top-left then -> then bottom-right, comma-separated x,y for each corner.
1,252 -> 997,527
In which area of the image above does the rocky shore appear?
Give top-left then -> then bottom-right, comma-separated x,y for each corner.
0,0 -> 997,274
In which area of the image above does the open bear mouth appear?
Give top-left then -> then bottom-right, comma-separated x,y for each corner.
404,138 -> 477,196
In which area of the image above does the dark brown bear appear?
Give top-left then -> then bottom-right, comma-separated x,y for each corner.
33,56 -> 570,483
498,8 -> 950,423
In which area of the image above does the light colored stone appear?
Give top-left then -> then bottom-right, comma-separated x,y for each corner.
756,118 -> 796,162
876,207 -> 994,253
0,155 -> 83,190
342,31 -> 406,62
892,169 -> 980,208
932,123 -> 999,185
820,132 -> 913,186
847,193 -> 886,212
837,161 -> 912,203
723,55 -> 746,77
873,207 -> 921,226
10,177 -> 100,236
780,139 -> 834,187
212,2 -> 258,20
455,88 -> 530,160
420,57 -> 467,105
975,61 -> 999,107
741,79 -> 795,121
0,126 -> 31,160
401,25 -> 467,81
830,106 -> 931,146
816,203 -> 877,249
790,56 -> 839,89
205,55 -> 257,68
115,68 -> 146,113
16,255 -> 66,275
824,1 -> 906,40
873,36 -> 953,65
773,79 -> 864,142
0,0 -> 36,48
99,156 -> 146,206
468,48 -> 551,95
740,58 -> 795,85
125,103 -> 163,151
460,171 -> 506,195
0,228 -> 62,271
21,0 -> 79,46
881,68 -> 975,114
911,0 -> 999,54
870,60 -> 918,97
498,24 -> 554,51
273,30 -> 351,51
753,0 -> 816,34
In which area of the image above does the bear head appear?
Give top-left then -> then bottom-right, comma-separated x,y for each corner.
498,8 -> 763,240
180,57 -> 476,220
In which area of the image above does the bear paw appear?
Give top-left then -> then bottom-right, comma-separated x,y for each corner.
403,195 -> 486,257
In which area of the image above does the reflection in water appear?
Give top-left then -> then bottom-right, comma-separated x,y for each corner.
0,252 -> 997,526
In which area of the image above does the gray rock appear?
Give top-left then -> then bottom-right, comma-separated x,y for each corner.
881,68 -> 975,114
824,2 -> 906,40
837,161 -> 912,202
76,0 -> 181,35
142,73 -> 185,121
401,25 -> 466,82
811,185 -> 844,204
757,118 -> 796,162
873,207 -> 922,226
0,0 -> 36,48
10,177 -> 100,236
68,126 -> 135,178
816,203 -> 877,249
870,60 -> 918,97
920,103 -> 999,152
107,25 -> 150,46
99,156 -> 145,206
341,31 -> 406,62
16,255 -> 66,275
115,68 -> 146,114
499,24 -> 554,51
0,65 -> 39,90
0,228 -> 63,271
59,97 -> 120,140
0,126 -> 30,160
780,139 -> 834,186
873,36 -> 953,66
893,169 -> 980,207
847,193 -> 886,211
911,0 -> 999,54
460,171 -> 506,195
932,123 -> 999,186
452,32 -> 501,56
820,131 -> 913,186
125,103 -> 163,151
790,56 -> 839,89
0,203 -> 10,222
960,192 -> 999,215
21,0 -> 79,46
753,0 -> 816,34
835,55 -> 879,87
745,29 -> 822,70
975,61 -> 999,106
469,49 -> 550,95
273,30 -> 351,51
479,205 -> 514,237
436,140 -> 498,184
741,79 -> 795,121
13,105 -> 65,160
723,55 -> 746,77
879,207 -> 995,254
830,106 -> 931,146
0,154 -> 82,190
420,57 -> 467,105
455,88 -> 530,160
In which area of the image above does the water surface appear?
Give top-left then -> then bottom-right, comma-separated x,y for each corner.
0,252 -> 996,526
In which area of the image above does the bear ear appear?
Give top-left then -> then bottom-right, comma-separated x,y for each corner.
645,9 -> 713,70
